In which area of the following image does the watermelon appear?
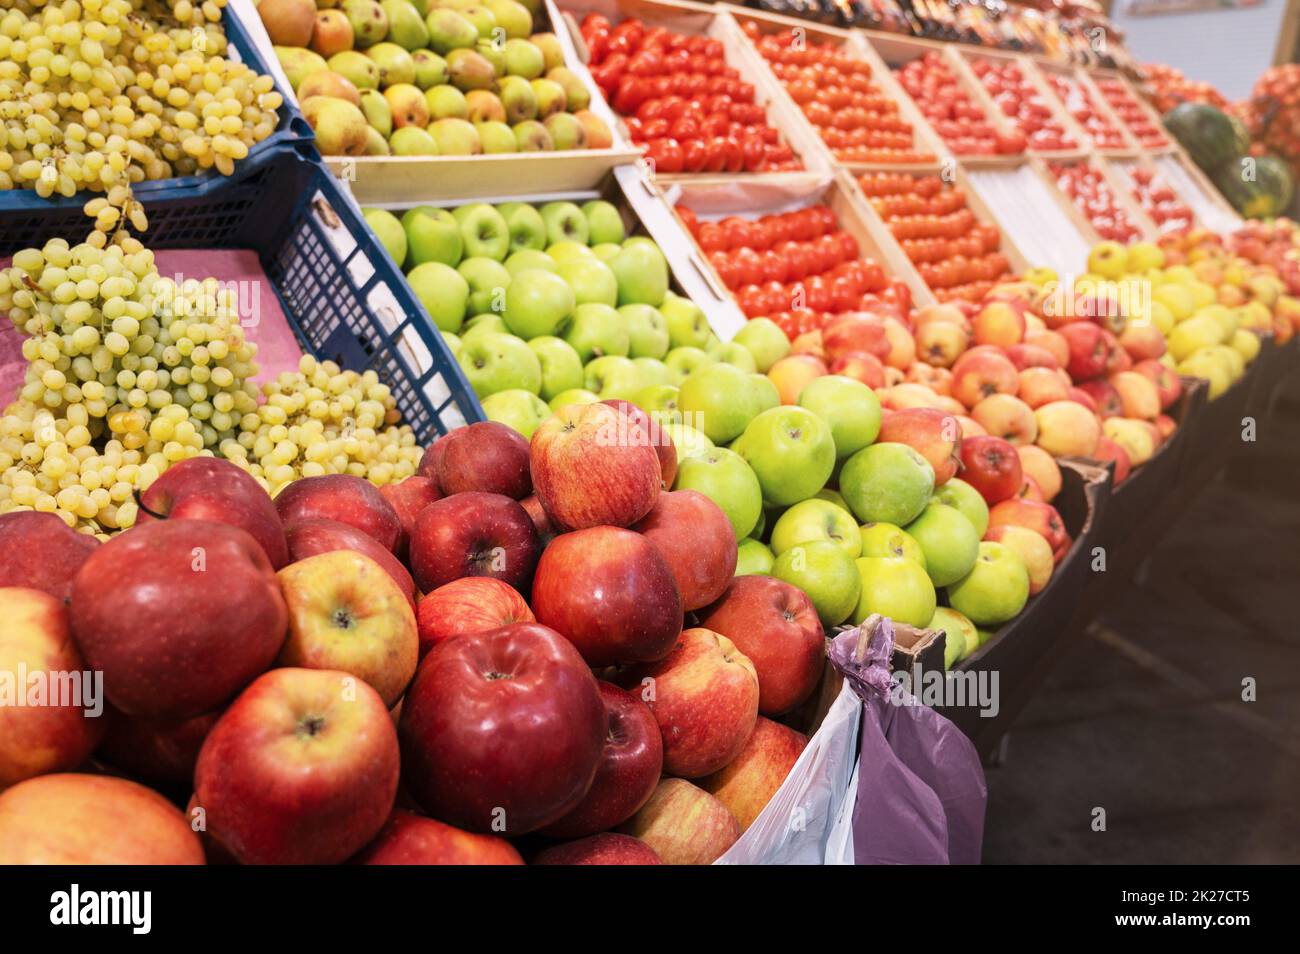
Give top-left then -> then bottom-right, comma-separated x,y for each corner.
1212,155 -> 1295,219
1164,103 -> 1240,171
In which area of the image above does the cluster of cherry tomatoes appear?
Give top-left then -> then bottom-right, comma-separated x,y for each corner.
676,203 -> 906,338
858,171 -> 1010,302
1124,165 -> 1194,232
1049,162 -> 1142,242
1240,65 -> 1300,176
894,52 -> 1025,156
743,24 -> 935,164
968,57 -> 1077,153
580,14 -> 801,173
1142,63 -> 1229,115
1044,70 -> 1127,150
1094,76 -> 1168,149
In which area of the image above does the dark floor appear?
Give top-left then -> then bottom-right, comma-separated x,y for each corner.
984,376 -> 1300,864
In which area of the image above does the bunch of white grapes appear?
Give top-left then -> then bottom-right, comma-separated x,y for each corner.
0,0 -> 281,197
221,355 -> 425,498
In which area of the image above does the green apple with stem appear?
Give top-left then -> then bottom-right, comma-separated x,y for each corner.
663,346 -> 713,384
947,541 -> 1030,627
773,541 -> 861,627
851,556 -> 936,628
456,331 -> 542,397
732,406 -> 836,507
582,200 -> 625,245
407,261 -> 468,332
562,302 -> 627,361
528,335 -> 584,400
621,304 -> 670,359
672,445 -> 762,540
733,318 -> 790,373
453,204 -> 511,261
707,341 -> 757,373
839,442 -> 935,526
637,383 -> 681,423
932,477 -> 989,537
502,268 -> 574,338
583,354 -> 642,401
402,205 -> 462,267
858,522 -> 926,568
770,498 -> 860,559
903,502 -> 979,588
504,248 -> 556,275
481,388 -> 550,439
547,387 -> 600,411
798,375 -> 881,460
677,362 -> 758,444
495,201 -> 547,252
660,293 -> 709,347
539,201 -> 588,245
558,257 -> 618,307
456,256 -> 511,316
735,538 -> 774,576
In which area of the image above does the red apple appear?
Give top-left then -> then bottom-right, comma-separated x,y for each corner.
1119,322 -> 1166,362
1066,386 -> 1099,413
1134,359 -> 1182,410
1005,342 -> 1059,370
602,398 -> 678,488
881,316 -> 917,369
284,517 -> 415,606
1017,366 -> 1071,408
905,362 -> 955,396
0,588 -> 104,788
0,512 -> 99,600
619,777 -> 740,865
378,476 -> 443,558
0,773 -> 204,864
530,402 -> 661,531
398,622 -> 606,834
958,434 -> 1024,505
1025,328 -> 1070,367
533,832 -> 661,865
70,519 -> 287,720
988,498 -> 1070,556
137,456 -> 288,568
274,474 -> 402,553
428,421 -> 532,499
698,575 -> 824,716
520,493 -> 558,546
822,314 -> 889,361
701,717 -> 809,832
1059,321 -> 1109,381
540,681 -> 663,837
1111,370 -> 1161,420
1155,413 -> 1178,441
416,576 -> 535,657
632,489 -> 737,610
194,667 -> 399,864
353,810 -> 524,865
950,349 -> 1019,409
1077,378 -> 1123,418
97,707 -> 220,788
876,406 -> 963,484
408,491 -> 540,594
1016,444 -> 1062,502
531,526 -> 682,667
829,351 -> 887,388
417,434 -> 449,483
1092,434 -> 1132,486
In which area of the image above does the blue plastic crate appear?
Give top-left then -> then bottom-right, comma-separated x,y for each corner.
0,6 -> 313,213
1,146 -> 483,443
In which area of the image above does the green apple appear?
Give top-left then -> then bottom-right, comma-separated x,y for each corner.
453,203 -> 511,261
748,374 -> 780,415
558,258 -> 618,307
545,240 -> 592,265
660,293 -> 710,347
797,375 -> 881,460
457,256 -> 511,316
815,487 -> 850,511
707,341 -> 757,373
402,205 -> 462,267
583,354 -> 642,401
903,502 -> 979,588
770,498 -> 861,559
363,207 -> 407,266
456,331 -> 541,397
582,200 -> 625,245
621,304 -> 670,358
637,383 -> 681,423
547,387 -> 600,411
504,248 -> 556,275
733,317 -> 790,373
460,312 -> 508,341
663,346 -> 712,383
932,477 -> 989,537
540,201 -> 589,246
407,261 -> 468,332
528,335 -> 584,400
496,201 -> 547,252
677,362 -> 758,444
591,243 -> 621,262
480,388 -> 550,439
502,268 -> 575,338
851,556 -> 936,628
563,302 -> 628,361
839,442 -> 935,526
441,330 -> 461,357
661,421 -> 713,463
773,541 -> 860,627
610,241 -> 668,307
735,538 -> 774,576
858,522 -> 926,568
732,406 -> 836,506
631,357 -> 672,390
672,445 -> 762,540
947,541 -> 1030,627
928,606 -> 978,668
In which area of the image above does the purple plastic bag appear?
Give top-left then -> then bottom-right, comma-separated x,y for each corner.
829,617 -> 987,865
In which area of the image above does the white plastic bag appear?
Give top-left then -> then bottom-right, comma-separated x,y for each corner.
714,682 -> 862,865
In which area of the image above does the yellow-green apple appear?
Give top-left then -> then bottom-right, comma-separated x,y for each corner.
672,446 -> 763,540
1092,434 -> 1133,486
766,353 -> 827,404
770,498 -> 860,559
427,420 -> 532,498
194,667 -> 399,864
274,473 -> 403,552
0,588 -> 103,789
797,374 -> 882,460
822,315 -> 889,362
971,393 -> 1038,446
96,707 -> 219,788
353,809 -> 524,864
1110,370 -> 1161,421
534,832 -> 662,865
914,319 -> 970,367
771,541 -> 861,627
1005,342 -> 1059,370
277,550 -> 418,707
988,497 -> 1070,559
540,681 -> 663,837
984,524 -> 1054,595
633,490 -> 737,611
1059,321 -> 1110,380
408,491 -> 540,593
69,520 -> 287,720
701,717 -> 808,832
1077,378 -> 1123,418
904,502 -> 980,587
829,350 -> 887,388
378,475 -> 443,558
1102,416 -> 1158,466
876,407 -> 962,484
0,773 -> 204,864
972,299 -> 1027,348
619,777 -> 740,865
840,441 -> 936,525
0,512 -> 98,602
859,521 -> 928,564
399,622 -> 605,833
284,517 -> 415,607
1017,366 -> 1071,409
851,555 -> 936,627
530,401 -> 661,530
947,541 -> 1030,626
950,348 -> 1018,409
881,316 -> 918,369
1033,400 -> 1101,457
733,317 -> 791,372
927,606 -> 978,666
1015,444 -> 1062,502
732,406 -> 836,506
415,576 -> 534,657
699,575 -> 824,716
531,526 -> 682,666
602,399 -> 678,487
735,538 -> 774,575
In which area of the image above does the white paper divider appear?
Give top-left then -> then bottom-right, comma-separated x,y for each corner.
1152,156 -> 1242,236
965,166 -> 1091,279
